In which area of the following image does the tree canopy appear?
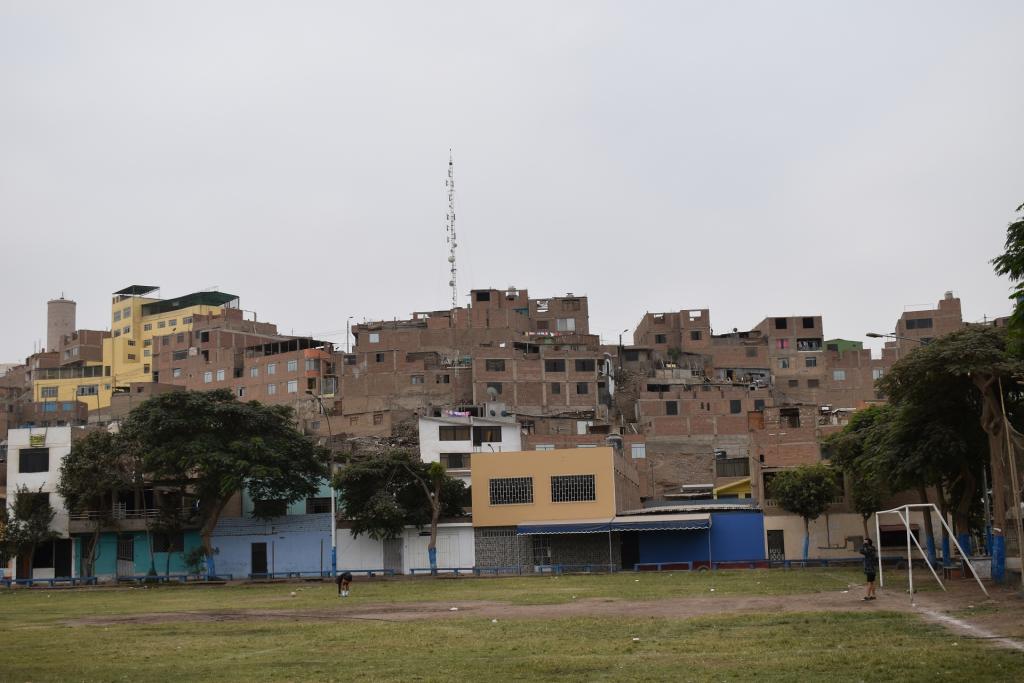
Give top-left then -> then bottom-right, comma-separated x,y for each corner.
768,463 -> 837,560
991,201 -> 1024,351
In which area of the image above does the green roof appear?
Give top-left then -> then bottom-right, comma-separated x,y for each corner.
141,291 -> 238,316
113,285 -> 159,296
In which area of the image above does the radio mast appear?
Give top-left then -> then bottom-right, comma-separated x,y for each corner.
445,150 -> 458,309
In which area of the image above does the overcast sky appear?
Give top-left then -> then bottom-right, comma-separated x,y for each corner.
2,1 -> 1023,361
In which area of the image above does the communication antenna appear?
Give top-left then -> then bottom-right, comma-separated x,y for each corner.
446,150 -> 457,309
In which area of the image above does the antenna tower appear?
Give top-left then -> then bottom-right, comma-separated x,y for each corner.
445,150 -> 458,309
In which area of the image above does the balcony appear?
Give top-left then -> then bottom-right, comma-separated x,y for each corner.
68,506 -> 196,533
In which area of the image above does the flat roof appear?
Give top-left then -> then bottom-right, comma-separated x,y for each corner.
113,285 -> 159,296
141,291 -> 238,316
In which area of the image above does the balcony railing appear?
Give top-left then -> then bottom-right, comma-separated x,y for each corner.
70,506 -> 192,521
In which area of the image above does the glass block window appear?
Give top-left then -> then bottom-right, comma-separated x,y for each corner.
489,477 -> 534,505
550,474 -> 596,502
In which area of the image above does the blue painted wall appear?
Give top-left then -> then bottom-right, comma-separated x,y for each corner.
637,511 -> 766,564
210,514 -> 331,576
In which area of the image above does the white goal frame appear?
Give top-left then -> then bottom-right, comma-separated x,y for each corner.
874,503 -> 988,605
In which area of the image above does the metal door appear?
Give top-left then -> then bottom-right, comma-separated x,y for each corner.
116,536 -> 135,576
767,530 -> 785,562
383,538 -> 403,574
251,543 -> 268,575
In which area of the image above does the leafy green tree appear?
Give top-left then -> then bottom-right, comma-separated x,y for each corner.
768,464 -> 838,561
0,485 -> 58,577
335,449 -> 468,574
823,405 -> 890,539
991,201 -> 1024,353
57,429 -> 134,577
118,389 -> 328,575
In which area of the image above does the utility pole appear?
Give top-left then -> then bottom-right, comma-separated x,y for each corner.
446,150 -> 457,310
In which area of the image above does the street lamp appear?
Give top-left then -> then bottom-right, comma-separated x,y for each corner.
306,390 -> 337,578
618,329 -> 629,347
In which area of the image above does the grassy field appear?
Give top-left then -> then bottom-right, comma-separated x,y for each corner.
1,570 -> 1020,682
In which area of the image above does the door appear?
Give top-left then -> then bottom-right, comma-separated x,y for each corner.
532,536 -> 552,568
251,543 -> 268,575
767,530 -> 785,562
620,532 -> 639,571
54,539 -> 72,578
117,536 -> 135,576
383,538 -> 403,574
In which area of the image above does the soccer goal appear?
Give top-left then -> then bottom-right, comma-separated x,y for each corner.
874,503 -> 988,605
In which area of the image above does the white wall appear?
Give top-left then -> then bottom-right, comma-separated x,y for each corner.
418,416 -> 523,483
763,509 -> 947,560
6,427 -> 72,537
335,524 -> 475,574
336,529 -> 384,571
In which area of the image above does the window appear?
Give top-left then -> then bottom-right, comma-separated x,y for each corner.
287,359 -> 298,372
485,359 -> 506,372
833,370 -> 847,381
267,383 -> 277,395
287,380 -> 298,393
534,444 -> 555,451
252,499 -> 286,518
126,353 -> 136,361
373,413 -> 384,425
250,367 -> 259,378
182,316 -> 193,324
544,359 -> 565,372
113,329 -> 121,338
305,497 -> 332,514
574,359 -> 595,372
267,363 -> 277,375
788,379 -> 799,387
808,379 -> 820,388
489,477 -> 534,505
797,338 -> 822,351
802,317 -> 815,329
631,443 -> 646,460
41,387 -> 58,398
375,353 -> 385,363
162,336 -> 170,345
774,318 -> 788,330
805,356 -> 817,368
436,374 -> 450,384
556,318 -> 576,332
575,382 -> 589,395
624,350 -> 640,362
153,532 -> 184,553
76,384 -> 98,396
754,399 -> 765,410
19,448 -> 49,473
113,310 -> 122,322
368,332 -> 380,343
158,321 -> 166,329
780,407 -> 801,428
143,323 -> 152,332
305,359 -> 320,371
126,339 -> 136,347
143,338 -> 152,347
475,291 -> 491,302
176,333 -> 184,343
778,358 -> 790,369
199,331 -> 209,343
776,339 -> 789,349
172,368 -> 182,378
872,368 -> 885,380
216,369 -> 225,381
143,349 -> 151,358
411,375 -> 424,385
906,318 -> 933,330
730,399 -> 742,414
473,426 -> 503,444
172,349 -> 188,361
745,347 -> 758,358
551,382 -> 561,395
203,371 -> 213,384
655,334 -> 668,344
487,382 -> 503,395
551,474 -> 596,502
690,331 -> 702,341
238,387 -> 246,397
440,453 -> 470,470
666,400 -> 678,416
439,425 -> 471,441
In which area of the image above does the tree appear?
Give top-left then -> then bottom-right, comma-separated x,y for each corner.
823,405 -> 890,539
335,449 -> 468,574
768,464 -> 838,561
57,429 -> 134,577
0,485 -> 58,577
118,389 -> 328,575
991,201 -> 1024,353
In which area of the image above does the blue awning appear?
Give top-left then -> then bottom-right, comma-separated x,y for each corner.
516,521 -> 611,535
611,513 -> 710,532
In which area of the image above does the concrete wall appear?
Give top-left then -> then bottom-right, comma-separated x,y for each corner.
85,530 -> 203,579
636,512 -> 766,565
210,514 -> 331,576
762,509 -> 945,560
336,524 -> 475,573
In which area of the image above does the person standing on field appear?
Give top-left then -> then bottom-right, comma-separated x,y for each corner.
860,538 -> 878,600
337,570 -> 353,598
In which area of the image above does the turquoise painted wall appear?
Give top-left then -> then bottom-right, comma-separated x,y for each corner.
241,479 -> 334,517
78,530 -> 202,577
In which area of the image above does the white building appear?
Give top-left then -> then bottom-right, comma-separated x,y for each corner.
336,523 -> 475,574
4,426 -> 74,579
416,412 -> 522,484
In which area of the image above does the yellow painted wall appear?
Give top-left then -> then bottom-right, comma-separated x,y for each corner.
470,447 -> 617,527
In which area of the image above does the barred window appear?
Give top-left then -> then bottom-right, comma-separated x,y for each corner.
551,474 -> 596,502
489,477 -> 534,505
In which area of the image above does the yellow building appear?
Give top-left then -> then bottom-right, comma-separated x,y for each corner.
33,286 -> 241,410
470,447 -> 640,527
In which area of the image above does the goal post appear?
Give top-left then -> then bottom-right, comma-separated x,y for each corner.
874,503 -> 988,604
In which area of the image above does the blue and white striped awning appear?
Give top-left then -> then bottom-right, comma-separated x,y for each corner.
516,513 -> 710,535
